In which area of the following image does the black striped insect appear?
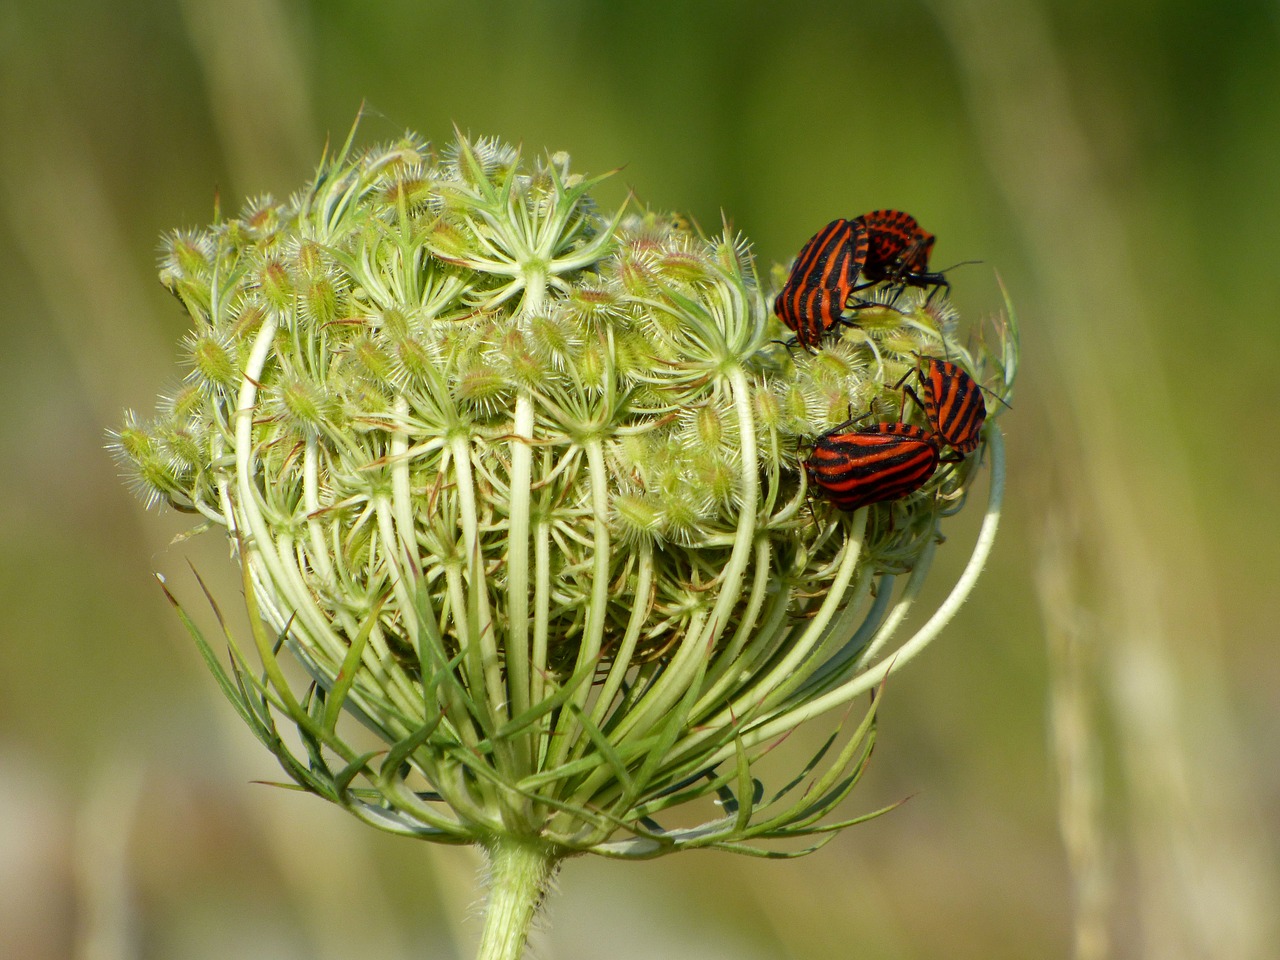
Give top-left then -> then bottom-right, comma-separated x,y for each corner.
899,356 -> 988,456
852,209 -> 949,294
805,421 -> 940,512
774,218 -> 870,349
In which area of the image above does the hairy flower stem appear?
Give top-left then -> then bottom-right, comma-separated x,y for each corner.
476,839 -> 562,960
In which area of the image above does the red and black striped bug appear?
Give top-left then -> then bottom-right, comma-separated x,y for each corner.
805,421 -> 941,512
899,356 -> 988,456
852,209 -> 949,294
774,218 -> 870,349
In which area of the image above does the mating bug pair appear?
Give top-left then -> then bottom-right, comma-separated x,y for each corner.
805,357 -> 987,512
774,209 -> 946,350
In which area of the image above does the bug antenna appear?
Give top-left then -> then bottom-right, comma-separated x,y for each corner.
935,258 -> 983,273
976,380 -> 1014,412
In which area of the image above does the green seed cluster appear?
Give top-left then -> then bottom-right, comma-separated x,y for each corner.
115,133 -> 995,681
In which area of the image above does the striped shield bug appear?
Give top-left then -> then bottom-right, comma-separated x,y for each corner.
897,356 -> 988,456
920,357 -> 987,454
852,209 -> 949,295
774,218 -> 870,349
805,421 -> 940,512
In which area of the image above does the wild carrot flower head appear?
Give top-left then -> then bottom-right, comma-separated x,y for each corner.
113,123 -> 1014,857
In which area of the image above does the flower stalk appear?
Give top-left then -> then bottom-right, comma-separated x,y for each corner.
476,839 -> 561,960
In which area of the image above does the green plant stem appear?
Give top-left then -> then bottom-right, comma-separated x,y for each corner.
476,838 -> 561,960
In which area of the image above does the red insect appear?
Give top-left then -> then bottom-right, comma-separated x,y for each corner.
852,209 -> 948,293
774,218 -> 870,349
805,421 -> 940,512
900,356 -> 988,455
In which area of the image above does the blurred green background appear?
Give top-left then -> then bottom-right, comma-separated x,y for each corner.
2,1 -> 1277,958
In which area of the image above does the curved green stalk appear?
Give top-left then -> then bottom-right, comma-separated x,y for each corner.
738,428 -> 1007,747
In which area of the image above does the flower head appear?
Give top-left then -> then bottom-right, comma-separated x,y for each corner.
121,122 -> 1014,859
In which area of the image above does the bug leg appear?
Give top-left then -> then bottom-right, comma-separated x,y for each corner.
771,336 -> 811,358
